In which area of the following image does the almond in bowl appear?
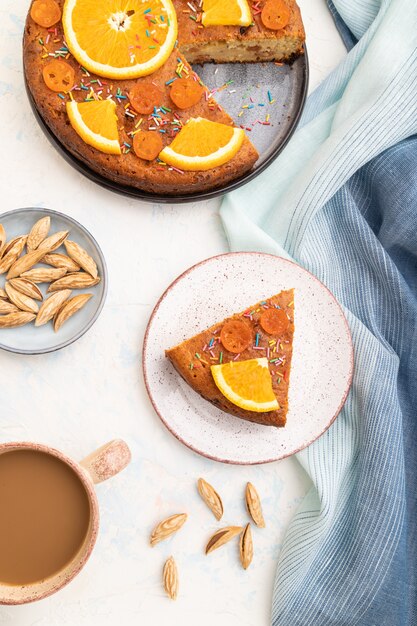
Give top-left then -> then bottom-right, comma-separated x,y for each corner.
0,208 -> 107,354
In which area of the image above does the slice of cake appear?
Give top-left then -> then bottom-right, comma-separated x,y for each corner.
176,1 -> 305,65
166,289 -> 294,426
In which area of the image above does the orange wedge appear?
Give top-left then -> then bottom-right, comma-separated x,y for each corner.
159,117 -> 245,171
66,100 -> 121,154
202,0 -> 252,27
62,0 -> 178,79
211,358 -> 279,413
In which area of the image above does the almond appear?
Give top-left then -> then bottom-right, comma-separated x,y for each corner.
21,267 -> 67,283
197,478 -> 223,521
150,513 -> 187,547
27,216 -> 51,251
35,290 -> 72,327
5,282 -> 39,314
163,557 -> 179,601
9,278 -> 43,301
205,526 -> 242,554
6,248 -> 49,279
239,523 -> 253,570
0,312 -> 35,328
47,272 -> 100,292
43,253 -> 80,272
54,293 -> 92,332
0,300 -> 19,314
245,483 -> 265,528
64,240 -> 98,279
37,230 -> 69,252
0,236 -> 27,274
0,223 -> 6,255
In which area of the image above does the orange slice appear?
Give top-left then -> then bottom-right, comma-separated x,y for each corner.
202,0 -> 252,27
211,358 -> 279,413
159,117 -> 245,171
66,100 -> 121,154
62,0 -> 178,80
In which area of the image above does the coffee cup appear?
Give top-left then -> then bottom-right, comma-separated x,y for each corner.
0,439 -> 131,604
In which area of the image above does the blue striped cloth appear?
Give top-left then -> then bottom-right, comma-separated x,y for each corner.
221,1 -> 417,624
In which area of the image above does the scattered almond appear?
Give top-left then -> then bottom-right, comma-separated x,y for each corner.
35,290 -> 72,327
21,267 -> 67,283
197,478 -> 223,521
150,513 -> 187,547
5,282 -> 39,314
27,216 -> 51,251
205,526 -> 243,555
239,523 -> 253,570
0,287 -> 7,299
0,312 -> 36,328
43,253 -> 80,272
163,557 -> 179,600
245,483 -> 265,528
9,278 -> 43,301
47,272 -> 100,292
54,293 -> 92,332
64,240 -> 98,279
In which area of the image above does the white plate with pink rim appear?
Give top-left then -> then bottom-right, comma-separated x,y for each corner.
143,252 -> 353,465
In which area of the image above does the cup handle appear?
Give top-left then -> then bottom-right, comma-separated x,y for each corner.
80,439 -> 131,484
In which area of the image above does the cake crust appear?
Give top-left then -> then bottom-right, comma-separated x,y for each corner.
166,289 -> 295,427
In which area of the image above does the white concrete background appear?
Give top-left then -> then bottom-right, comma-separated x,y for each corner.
0,2 -> 346,624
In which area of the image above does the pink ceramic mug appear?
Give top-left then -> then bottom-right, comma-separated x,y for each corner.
0,439 -> 131,605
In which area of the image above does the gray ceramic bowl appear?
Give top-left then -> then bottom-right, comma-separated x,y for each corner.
0,207 -> 107,355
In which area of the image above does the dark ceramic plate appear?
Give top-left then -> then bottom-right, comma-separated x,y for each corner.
26,51 -> 308,204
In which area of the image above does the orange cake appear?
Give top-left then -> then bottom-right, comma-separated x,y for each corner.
166,289 -> 295,427
23,0 -> 305,195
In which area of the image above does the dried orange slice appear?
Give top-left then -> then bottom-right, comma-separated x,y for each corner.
220,320 -> 252,353
159,117 -> 245,171
30,0 -> 61,28
62,0 -> 178,80
66,100 -> 121,154
133,131 -> 163,161
211,358 -> 278,413
170,77 -> 204,110
202,0 -> 252,27
42,60 -> 75,92
260,308 -> 289,335
261,0 -> 290,30
129,83 -> 163,114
